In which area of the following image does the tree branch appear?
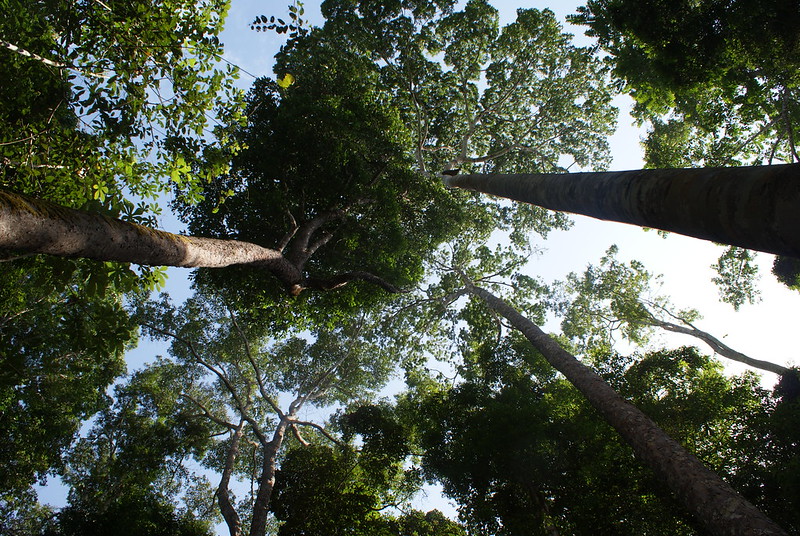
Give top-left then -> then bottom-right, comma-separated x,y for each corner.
0,38 -> 110,79
276,210 -> 299,253
300,270 -> 408,295
226,305 -> 286,419
293,420 -> 343,446
180,393 -> 237,430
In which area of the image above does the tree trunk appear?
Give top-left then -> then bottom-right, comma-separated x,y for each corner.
0,188 -> 295,269
466,283 -> 788,536
0,189 -> 403,295
218,421 -> 247,536
444,164 -> 800,257
249,419 -> 290,536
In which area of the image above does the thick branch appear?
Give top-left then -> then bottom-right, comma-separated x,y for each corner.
276,210 -> 298,252
285,209 -> 347,268
227,306 -> 286,419
293,420 -> 344,446
180,393 -> 238,430
141,321 -> 269,445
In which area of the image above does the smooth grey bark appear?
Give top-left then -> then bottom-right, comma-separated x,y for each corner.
249,418 -> 290,536
466,283 -> 788,536
444,164 -> 800,257
0,189 -> 402,295
218,421 -> 247,536
647,316 -> 790,376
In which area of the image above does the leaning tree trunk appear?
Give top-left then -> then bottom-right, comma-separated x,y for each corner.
0,189 -> 402,295
465,283 -> 788,536
444,164 -> 800,258
648,317 -> 790,376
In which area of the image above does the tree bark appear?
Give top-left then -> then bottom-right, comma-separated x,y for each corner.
218,421 -> 247,536
648,317 -> 790,376
466,283 -> 788,536
249,418 -> 290,536
444,164 -> 800,257
0,189 -> 402,295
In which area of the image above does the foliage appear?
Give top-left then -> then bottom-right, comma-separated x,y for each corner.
550,245 -> 787,376
270,441 -> 449,536
553,244 -> 662,354
407,339 -> 794,535
0,257 -> 135,502
321,0 -> 617,174
710,246 -> 761,309
63,361 -> 216,516
0,0 -> 245,214
270,445 -> 394,536
572,0 -> 800,166
772,255 -> 800,291
749,368 -> 800,532
181,0 -> 617,324
388,510 -> 466,536
0,488 -> 57,536
180,54 -> 466,325
53,490 -> 213,536
129,290 -> 406,535
1,0 -> 244,511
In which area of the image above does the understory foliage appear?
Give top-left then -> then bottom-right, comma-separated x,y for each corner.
2,0 -> 799,534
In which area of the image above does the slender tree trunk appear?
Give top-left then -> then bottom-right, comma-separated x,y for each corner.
249,419 -> 290,536
218,421 -> 247,536
444,164 -> 800,257
465,283 -> 788,536
649,318 -> 790,376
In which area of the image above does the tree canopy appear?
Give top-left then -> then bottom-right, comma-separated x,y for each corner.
1,0 -> 798,535
571,0 -> 800,167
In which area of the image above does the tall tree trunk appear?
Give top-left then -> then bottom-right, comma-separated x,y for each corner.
465,283 -> 788,536
444,164 -> 800,257
0,189 -> 402,295
0,189 -> 295,273
249,419 -> 290,536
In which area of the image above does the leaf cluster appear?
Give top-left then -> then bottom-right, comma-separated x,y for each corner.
572,0 -> 800,166
409,342 -> 794,535
0,256 -> 136,499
